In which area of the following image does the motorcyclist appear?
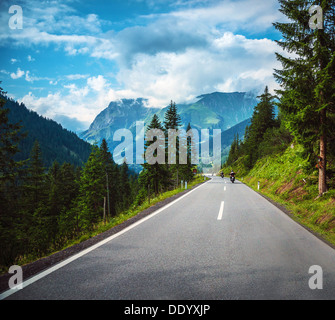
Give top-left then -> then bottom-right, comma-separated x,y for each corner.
220,172 -> 224,178
230,170 -> 235,182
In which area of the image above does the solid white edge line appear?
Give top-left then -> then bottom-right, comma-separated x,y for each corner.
0,179 -> 210,300
217,201 -> 225,220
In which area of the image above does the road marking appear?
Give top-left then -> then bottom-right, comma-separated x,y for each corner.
0,179 -> 210,300
224,186 -> 226,191
217,201 -> 225,220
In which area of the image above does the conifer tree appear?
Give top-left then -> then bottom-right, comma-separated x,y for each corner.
24,140 -> 47,212
180,122 -> 196,182
142,114 -> 168,196
22,140 -> 49,254
0,84 -> 25,266
77,145 -> 105,230
226,134 -> 240,166
243,86 -> 276,167
164,100 -> 182,187
274,0 -> 335,195
164,100 -> 182,130
120,161 -> 131,210
100,138 -> 113,217
46,160 -> 62,243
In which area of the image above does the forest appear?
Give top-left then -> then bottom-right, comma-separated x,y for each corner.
0,90 -> 196,272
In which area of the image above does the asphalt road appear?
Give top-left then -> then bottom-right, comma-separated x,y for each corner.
3,176 -> 335,300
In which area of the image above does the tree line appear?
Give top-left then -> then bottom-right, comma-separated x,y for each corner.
0,90 -> 196,271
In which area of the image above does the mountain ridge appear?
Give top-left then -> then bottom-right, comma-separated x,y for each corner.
81,91 -> 258,145
2,95 -> 92,168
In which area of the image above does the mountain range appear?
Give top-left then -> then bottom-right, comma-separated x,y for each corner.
4,91 -> 258,170
80,91 -> 259,166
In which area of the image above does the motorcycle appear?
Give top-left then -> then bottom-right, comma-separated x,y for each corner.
230,175 -> 235,183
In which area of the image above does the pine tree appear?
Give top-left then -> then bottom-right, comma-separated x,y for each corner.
274,0 -> 335,195
226,134 -> 240,166
0,84 -> 26,266
100,139 -> 113,218
243,86 -> 277,167
180,122 -> 196,182
119,161 -> 131,210
46,160 -> 62,243
164,100 -> 182,130
24,141 -> 46,209
22,140 -> 49,255
142,114 -> 168,196
164,100 -> 182,187
77,145 -> 105,230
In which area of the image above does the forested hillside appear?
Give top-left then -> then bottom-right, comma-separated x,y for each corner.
2,95 -> 92,168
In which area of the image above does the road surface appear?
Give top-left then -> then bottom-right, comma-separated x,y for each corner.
2,176 -> 335,300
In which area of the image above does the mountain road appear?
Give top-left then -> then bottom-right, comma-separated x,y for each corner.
3,176 -> 335,300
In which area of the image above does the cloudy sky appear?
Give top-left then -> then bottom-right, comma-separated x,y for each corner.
0,0 -> 287,132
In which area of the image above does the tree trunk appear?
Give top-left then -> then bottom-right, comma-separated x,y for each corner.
103,196 -> 106,224
317,24 -> 328,196
319,109 -> 328,195
319,135 -> 328,195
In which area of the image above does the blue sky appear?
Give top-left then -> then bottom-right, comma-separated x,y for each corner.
0,0 -> 286,132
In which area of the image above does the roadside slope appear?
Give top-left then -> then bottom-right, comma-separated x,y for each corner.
240,144 -> 335,247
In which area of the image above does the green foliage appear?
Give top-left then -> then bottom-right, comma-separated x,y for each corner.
0,85 -> 26,266
140,114 -> 168,196
243,86 -> 278,167
226,134 -> 240,166
164,100 -> 182,131
273,0 -> 335,194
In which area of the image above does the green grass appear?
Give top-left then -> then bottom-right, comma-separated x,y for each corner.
239,145 -> 335,247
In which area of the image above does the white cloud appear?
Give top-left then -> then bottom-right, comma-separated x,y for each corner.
25,70 -> 32,82
115,31 -> 284,107
0,69 -> 10,75
10,68 -> 25,79
20,75 -> 117,128
23,70 -> 52,83
87,75 -> 107,92
65,74 -> 89,80
3,0 -> 289,127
